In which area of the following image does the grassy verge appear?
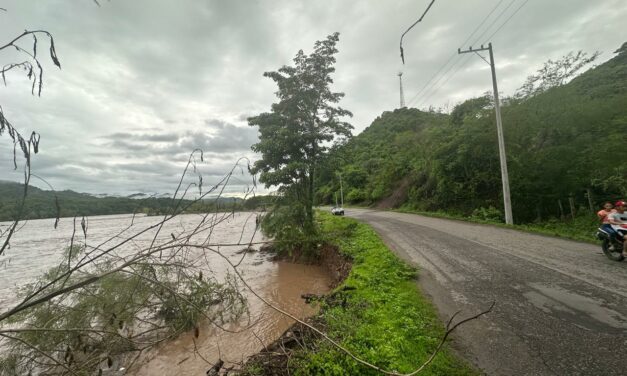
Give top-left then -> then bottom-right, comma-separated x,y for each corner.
393,208 -> 599,244
245,212 -> 476,375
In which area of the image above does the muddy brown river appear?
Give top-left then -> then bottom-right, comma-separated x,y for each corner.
0,212 -> 332,375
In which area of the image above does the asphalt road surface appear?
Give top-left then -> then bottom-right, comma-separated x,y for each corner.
346,209 -> 627,376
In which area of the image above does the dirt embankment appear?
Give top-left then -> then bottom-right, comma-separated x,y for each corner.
375,176 -> 412,209
230,245 -> 352,375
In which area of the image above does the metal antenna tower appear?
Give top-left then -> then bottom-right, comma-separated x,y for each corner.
398,72 -> 406,108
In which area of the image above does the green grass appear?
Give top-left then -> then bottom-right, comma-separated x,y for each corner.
393,207 -> 599,244
289,212 -> 476,375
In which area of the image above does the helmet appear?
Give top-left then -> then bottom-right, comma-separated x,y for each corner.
615,200 -> 626,207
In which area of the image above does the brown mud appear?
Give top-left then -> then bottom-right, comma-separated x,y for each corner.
232,245 -> 352,375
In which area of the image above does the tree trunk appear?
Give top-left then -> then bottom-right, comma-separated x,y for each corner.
586,188 -> 594,213
568,196 -> 576,220
536,205 -> 542,222
307,165 -> 315,230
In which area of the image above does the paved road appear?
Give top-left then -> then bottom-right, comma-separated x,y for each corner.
346,209 -> 627,376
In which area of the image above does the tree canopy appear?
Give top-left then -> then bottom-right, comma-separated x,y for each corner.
249,32 -> 352,237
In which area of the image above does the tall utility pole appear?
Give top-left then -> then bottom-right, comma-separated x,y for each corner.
339,173 -> 344,208
458,42 -> 513,224
398,72 -> 406,108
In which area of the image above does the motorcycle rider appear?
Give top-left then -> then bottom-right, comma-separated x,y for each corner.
598,202 -> 617,242
597,202 -> 614,223
607,200 -> 627,256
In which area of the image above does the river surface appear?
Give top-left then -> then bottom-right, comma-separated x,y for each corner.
0,212 -> 332,374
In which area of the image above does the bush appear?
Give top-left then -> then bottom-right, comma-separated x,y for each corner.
346,188 -> 367,203
470,206 -> 503,222
260,202 -> 322,256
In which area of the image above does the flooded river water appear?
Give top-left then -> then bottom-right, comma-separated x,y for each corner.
0,212 -> 332,375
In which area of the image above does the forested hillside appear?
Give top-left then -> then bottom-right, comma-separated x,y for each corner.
316,45 -> 627,223
0,181 -> 265,221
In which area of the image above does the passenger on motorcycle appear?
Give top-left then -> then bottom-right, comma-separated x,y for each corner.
598,202 -> 616,240
597,202 -> 614,223
607,201 -> 627,256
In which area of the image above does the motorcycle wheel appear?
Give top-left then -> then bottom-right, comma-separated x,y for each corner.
601,239 -> 625,261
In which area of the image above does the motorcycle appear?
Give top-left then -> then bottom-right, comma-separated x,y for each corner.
596,224 -> 626,261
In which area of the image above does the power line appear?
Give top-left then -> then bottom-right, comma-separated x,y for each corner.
470,0 -> 517,46
410,0 -> 530,109
483,0 -> 530,43
460,0 -> 507,49
418,0 -> 532,110
405,53 -> 457,105
411,55 -> 466,107
406,0 -> 508,106
415,54 -> 474,108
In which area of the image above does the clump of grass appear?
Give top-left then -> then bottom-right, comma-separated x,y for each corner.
517,214 -> 599,243
396,207 -> 599,244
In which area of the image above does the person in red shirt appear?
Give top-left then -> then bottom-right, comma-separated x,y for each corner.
597,202 -> 614,223
598,202 -> 617,244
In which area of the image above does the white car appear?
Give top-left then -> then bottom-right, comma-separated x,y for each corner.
331,207 -> 344,216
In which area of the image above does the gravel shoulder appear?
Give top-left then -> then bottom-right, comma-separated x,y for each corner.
347,208 -> 627,376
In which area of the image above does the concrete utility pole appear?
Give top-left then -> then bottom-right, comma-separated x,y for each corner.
458,42 -> 513,224
339,173 -> 344,207
398,72 -> 406,108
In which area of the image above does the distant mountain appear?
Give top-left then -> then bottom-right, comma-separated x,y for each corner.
0,181 -> 270,221
0,181 -> 172,221
127,193 -> 148,199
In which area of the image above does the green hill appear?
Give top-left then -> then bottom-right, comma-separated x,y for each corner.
316,45 -> 627,223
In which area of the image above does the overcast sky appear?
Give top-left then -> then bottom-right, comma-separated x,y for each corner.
1,0 -> 625,196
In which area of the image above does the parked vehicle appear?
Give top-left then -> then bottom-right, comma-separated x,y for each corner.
596,224 -> 626,261
331,207 -> 344,216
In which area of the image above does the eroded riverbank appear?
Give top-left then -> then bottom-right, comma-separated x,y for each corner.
130,260 -> 333,375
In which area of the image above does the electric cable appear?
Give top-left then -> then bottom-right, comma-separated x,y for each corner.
406,0 -> 507,106
410,0 -> 530,108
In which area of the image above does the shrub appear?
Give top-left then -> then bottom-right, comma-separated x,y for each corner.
470,206 -> 503,222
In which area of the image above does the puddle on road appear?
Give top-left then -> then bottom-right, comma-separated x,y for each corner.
129,261 -> 332,375
523,283 -> 627,331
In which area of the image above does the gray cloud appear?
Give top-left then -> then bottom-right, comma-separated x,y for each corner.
0,0 -> 625,195
107,132 -> 180,143
100,120 -> 258,156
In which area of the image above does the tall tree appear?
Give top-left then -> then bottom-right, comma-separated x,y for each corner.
514,50 -> 600,99
249,32 -> 352,233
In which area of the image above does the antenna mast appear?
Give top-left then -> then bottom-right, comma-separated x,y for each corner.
398,72 -> 406,108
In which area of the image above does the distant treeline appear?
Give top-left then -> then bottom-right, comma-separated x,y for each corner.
316,45 -> 627,223
0,181 -> 275,221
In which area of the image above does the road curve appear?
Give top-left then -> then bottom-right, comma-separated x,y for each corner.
346,209 -> 627,376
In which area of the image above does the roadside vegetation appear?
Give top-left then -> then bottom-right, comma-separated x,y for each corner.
242,212 -> 477,375
396,207 -> 599,243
